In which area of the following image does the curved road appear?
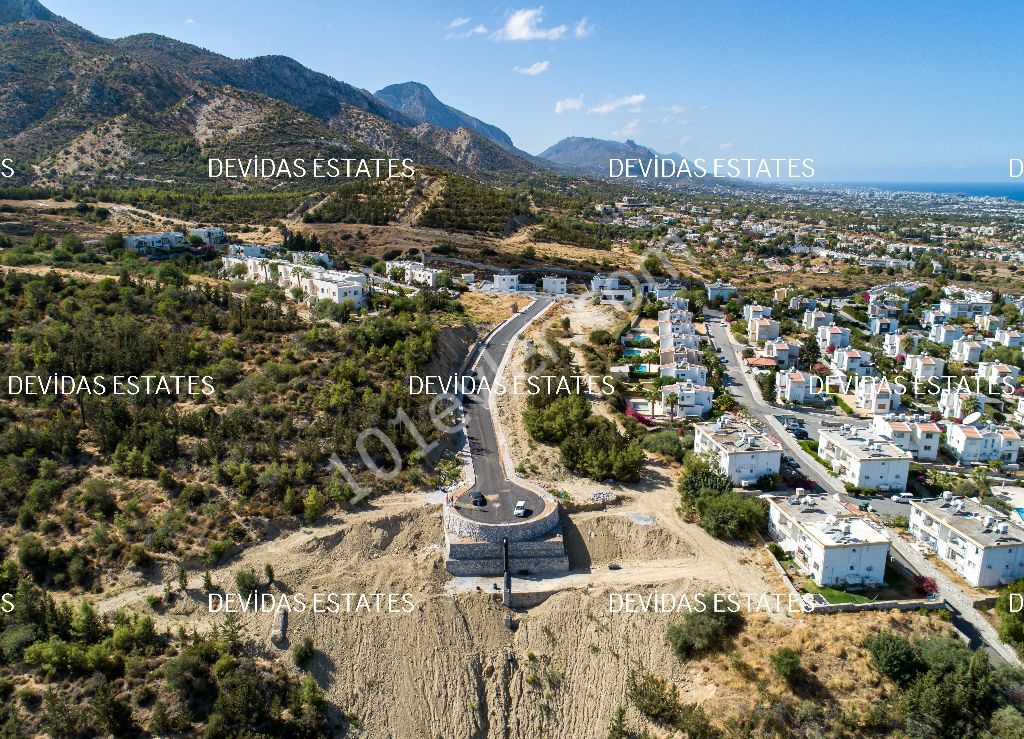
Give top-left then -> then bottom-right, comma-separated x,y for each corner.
455,298 -> 553,523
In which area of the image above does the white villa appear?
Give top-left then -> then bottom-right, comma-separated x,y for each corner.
871,414 -> 941,461
768,493 -> 890,588
693,416 -> 782,486
910,493 -> 1024,587
947,423 -> 1021,464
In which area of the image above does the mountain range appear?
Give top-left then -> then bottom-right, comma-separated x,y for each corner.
374,82 -> 513,150
0,0 -> 553,186
540,137 -> 676,177
0,0 -> 683,189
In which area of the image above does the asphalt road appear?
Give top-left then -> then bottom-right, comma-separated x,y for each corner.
455,298 -> 552,523
704,309 -> 847,496
704,310 -> 901,505
705,310 -> 1020,663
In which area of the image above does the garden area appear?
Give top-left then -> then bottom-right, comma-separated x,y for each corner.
771,545 -> 934,604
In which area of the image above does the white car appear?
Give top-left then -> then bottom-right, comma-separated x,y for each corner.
514,500 -> 527,517
890,493 -> 913,502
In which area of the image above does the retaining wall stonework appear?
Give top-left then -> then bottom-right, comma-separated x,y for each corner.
445,555 -> 570,577
443,499 -> 561,543
447,538 -> 565,560
807,599 -> 945,614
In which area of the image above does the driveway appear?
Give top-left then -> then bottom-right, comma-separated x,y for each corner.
460,298 -> 553,519
890,536 -> 1019,665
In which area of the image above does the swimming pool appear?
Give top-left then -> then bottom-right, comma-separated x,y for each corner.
623,348 -> 643,356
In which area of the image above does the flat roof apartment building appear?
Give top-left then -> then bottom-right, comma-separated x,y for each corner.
768,492 -> 890,587
910,493 -> 1024,587
693,415 -> 782,486
817,426 -> 912,491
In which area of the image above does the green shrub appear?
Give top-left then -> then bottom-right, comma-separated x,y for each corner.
697,493 -> 766,540
17,535 -> 48,582
640,430 -> 685,462
996,580 -> 1024,650
234,567 -> 259,594
625,669 -> 714,737
666,605 -> 744,659
770,647 -> 803,688
293,635 -> 315,667
865,631 -> 922,686
76,479 -> 117,518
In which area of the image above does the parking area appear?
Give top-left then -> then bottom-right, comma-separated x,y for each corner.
452,487 -> 544,524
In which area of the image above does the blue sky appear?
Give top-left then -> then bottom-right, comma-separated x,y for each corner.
45,0 -> 1023,181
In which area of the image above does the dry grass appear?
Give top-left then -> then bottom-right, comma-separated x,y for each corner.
692,609 -> 955,719
458,292 -> 525,328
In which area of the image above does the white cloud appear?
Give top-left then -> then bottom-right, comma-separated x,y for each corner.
514,60 -> 550,76
613,119 -> 641,138
448,17 -> 471,29
659,105 -> 687,114
718,142 -> 735,150
574,18 -> 592,38
446,24 -> 487,40
494,7 -> 567,41
554,95 -> 584,114
588,94 -> 646,115
184,17 -> 195,24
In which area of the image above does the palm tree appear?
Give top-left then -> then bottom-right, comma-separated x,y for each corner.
667,392 -> 679,418
970,467 -> 991,497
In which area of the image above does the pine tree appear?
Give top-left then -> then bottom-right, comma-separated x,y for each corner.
222,612 -> 243,656
71,600 -> 103,644
147,701 -> 171,736
798,339 -> 820,371
607,706 -> 628,739
93,680 -> 135,738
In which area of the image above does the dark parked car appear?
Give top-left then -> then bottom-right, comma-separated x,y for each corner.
792,428 -> 809,440
471,493 -> 486,507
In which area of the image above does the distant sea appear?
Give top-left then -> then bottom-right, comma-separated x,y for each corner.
834,181 -> 1024,201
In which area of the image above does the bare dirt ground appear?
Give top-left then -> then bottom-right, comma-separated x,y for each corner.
459,292 -> 525,329
89,484 -> 953,738
494,296 -> 627,487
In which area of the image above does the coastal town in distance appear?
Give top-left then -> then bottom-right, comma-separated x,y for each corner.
3,0 -> 1024,737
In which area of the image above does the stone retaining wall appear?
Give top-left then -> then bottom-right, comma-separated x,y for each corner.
447,537 -> 565,560
764,545 -> 942,615
807,598 -> 944,614
444,498 -> 561,543
445,555 -> 570,577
